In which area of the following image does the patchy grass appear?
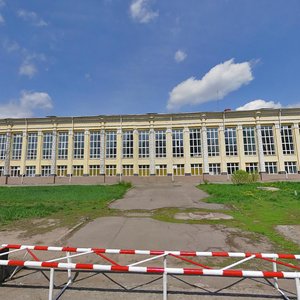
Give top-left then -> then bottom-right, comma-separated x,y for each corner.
199,182 -> 300,252
0,183 -> 130,228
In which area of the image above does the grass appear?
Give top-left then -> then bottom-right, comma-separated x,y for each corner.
0,183 -> 130,228
199,182 -> 300,252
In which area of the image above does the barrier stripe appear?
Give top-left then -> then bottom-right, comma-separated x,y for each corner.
2,244 -> 299,260
0,259 -> 300,278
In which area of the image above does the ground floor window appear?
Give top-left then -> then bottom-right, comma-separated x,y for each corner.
209,163 -> 220,175
57,165 -> 67,177
10,166 -> 20,177
245,162 -> 258,173
26,166 -> 36,177
156,164 -> 167,176
227,163 -> 239,175
265,162 -> 277,174
0,166 -> 4,176
89,165 -> 100,176
123,165 -> 134,176
41,165 -> 51,177
284,161 -> 297,174
106,165 -> 116,176
173,164 -> 184,176
73,165 -> 84,176
139,165 -> 150,176
191,163 -> 202,176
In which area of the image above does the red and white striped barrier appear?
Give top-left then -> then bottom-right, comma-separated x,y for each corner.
1,244 -> 299,300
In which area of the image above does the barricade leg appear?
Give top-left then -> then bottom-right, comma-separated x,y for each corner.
296,278 -> 300,300
163,256 -> 168,300
272,259 -> 279,290
49,268 -> 55,300
0,248 -> 9,284
67,252 -> 72,284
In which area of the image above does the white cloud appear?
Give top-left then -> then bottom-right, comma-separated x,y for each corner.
17,9 -> 48,27
0,0 -> 5,8
19,62 -> 37,78
0,13 -> 4,24
174,50 -> 187,63
236,99 -> 282,111
130,0 -> 159,23
2,40 -> 20,52
0,91 -> 53,118
167,58 -> 253,111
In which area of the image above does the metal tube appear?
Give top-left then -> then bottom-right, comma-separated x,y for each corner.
163,256 -> 168,300
296,278 -> 300,300
67,252 -> 72,283
273,259 -> 279,290
49,268 -> 54,300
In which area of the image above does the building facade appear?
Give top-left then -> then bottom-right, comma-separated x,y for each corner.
0,108 -> 300,185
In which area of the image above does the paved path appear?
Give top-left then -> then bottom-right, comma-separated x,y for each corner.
110,182 -> 224,210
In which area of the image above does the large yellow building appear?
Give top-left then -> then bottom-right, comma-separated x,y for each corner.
0,108 -> 300,185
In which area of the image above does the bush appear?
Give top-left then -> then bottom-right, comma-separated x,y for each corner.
231,170 -> 259,185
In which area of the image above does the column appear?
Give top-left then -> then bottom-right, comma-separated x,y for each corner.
20,131 -> 27,176
67,129 -> 73,176
149,129 -> 155,175
237,125 -> 245,170
218,126 -> 227,174
133,129 -> 139,175
116,128 -> 122,176
183,127 -> 191,175
256,125 -> 265,173
83,129 -> 89,175
274,123 -> 285,173
166,128 -> 172,175
201,126 -> 209,174
4,131 -> 11,176
100,130 -> 105,175
36,130 -> 43,175
51,130 -> 57,175
292,123 -> 300,171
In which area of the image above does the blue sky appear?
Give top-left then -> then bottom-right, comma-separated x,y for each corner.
0,0 -> 300,118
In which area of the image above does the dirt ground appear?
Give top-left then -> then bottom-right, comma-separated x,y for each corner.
0,182 -> 299,299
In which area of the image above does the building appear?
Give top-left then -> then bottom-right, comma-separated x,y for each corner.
0,108 -> 300,185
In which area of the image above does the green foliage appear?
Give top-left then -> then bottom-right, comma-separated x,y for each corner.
199,182 -> 300,252
231,170 -> 259,184
0,183 -> 130,226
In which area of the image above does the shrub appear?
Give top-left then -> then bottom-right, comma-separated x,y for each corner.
231,170 -> 259,185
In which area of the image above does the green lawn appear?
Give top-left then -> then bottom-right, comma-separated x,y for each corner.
199,182 -> 300,252
0,183 -> 130,227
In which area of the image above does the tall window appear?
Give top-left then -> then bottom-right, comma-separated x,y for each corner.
41,166 -> 51,177
172,129 -> 184,157
261,126 -> 275,155
155,130 -> 166,158
42,132 -> 53,160
74,132 -> 85,159
57,165 -> 67,176
0,134 -> 7,160
58,132 -> 68,159
26,166 -> 36,177
139,165 -> 150,176
10,166 -> 20,177
284,161 -> 297,174
12,133 -> 23,160
281,125 -> 294,155
122,131 -> 133,158
139,131 -> 149,158
0,166 -> 4,176
243,127 -> 256,155
27,133 -> 38,160
73,165 -> 84,176
89,165 -> 100,176
191,164 -> 202,176
209,163 -> 220,175
173,164 -> 184,176
265,162 -> 277,174
225,128 -> 237,156
246,163 -> 258,173
106,131 -> 117,158
90,131 -> 101,159
227,163 -> 239,174
190,128 -> 201,157
155,164 -> 167,176
207,128 -> 219,156
122,164 -> 133,176
106,165 -> 116,176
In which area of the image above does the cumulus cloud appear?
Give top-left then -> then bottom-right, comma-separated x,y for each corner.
167,58 -> 253,111
0,91 -> 53,118
17,9 -> 48,27
19,61 -> 37,78
130,0 -> 159,23
174,50 -> 187,63
236,99 -> 282,111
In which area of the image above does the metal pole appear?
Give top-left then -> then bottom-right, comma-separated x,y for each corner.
49,268 -> 54,300
67,251 -> 72,284
273,259 -> 279,290
163,256 -> 168,300
296,278 -> 300,300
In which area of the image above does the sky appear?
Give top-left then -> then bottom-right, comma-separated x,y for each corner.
0,0 -> 300,118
